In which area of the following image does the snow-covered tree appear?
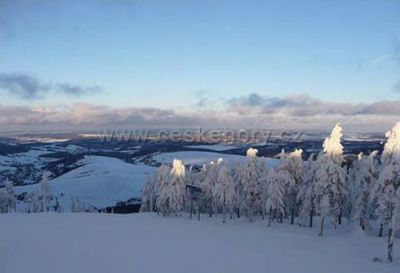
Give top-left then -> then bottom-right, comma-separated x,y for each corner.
213,162 -> 236,223
297,153 -> 317,227
242,148 -> 264,221
141,175 -> 155,212
232,162 -> 243,218
352,151 -> 379,230
0,179 -> 16,213
168,159 -> 186,215
313,124 -> 347,236
201,158 -> 223,217
26,191 -> 41,213
155,164 -> 170,214
374,122 -> 400,262
54,197 -> 63,213
275,149 -> 304,224
265,169 -> 285,226
39,171 -> 52,212
71,197 -> 77,212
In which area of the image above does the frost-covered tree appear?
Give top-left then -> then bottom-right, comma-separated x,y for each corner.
242,148 -> 264,221
201,158 -> 223,217
40,171 -> 52,212
265,169 -> 285,226
352,151 -> 379,230
374,122 -> 400,262
71,197 -> 77,212
26,191 -> 41,213
297,153 -> 317,227
168,159 -> 186,215
141,175 -> 155,212
232,162 -> 243,218
313,124 -> 347,236
54,197 -> 63,213
0,179 -> 16,213
214,162 -> 236,223
155,164 -> 170,214
275,149 -> 304,224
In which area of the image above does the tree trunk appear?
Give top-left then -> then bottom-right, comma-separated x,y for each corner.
189,199 -> 193,220
388,206 -> 395,263
236,208 -> 240,218
379,223 -> 383,237
197,205 -> 201,221
268,208 -> 273,227
388,225 -> 394,263
319,217 -> 325,236
290,208 -> 295,225
338,210 -> 342,225
309,209 -> 313,228
360,218 -> 365,230
222,203 -> 226,224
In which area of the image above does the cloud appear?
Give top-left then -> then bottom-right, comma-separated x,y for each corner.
226,93 -> 400,116
0,103 -> 210,132
1,93 -> 400,133
0,73 -> 50,99
0,73 -> 101,99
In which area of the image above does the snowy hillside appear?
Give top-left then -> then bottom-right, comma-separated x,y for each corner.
15,156 -> 156,210
153,151 -> 279,167
0,213 -> 398,273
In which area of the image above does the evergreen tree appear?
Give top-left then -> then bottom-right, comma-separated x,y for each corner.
214,162 -> 236,223
201,159 -> 223,217
276,149 -> 304,224
168,159 -> 186,215
141,175 -> 155,212
0,179 -> 16,213
232,162 -> 243,218
265,169 -> 285,226
242,148 -> 264,221
352,151 -> 379,230
155,164 -> 170,214
40,171 -> 52,212
297,153 -> 317,227
313,124 -> 347,236
374,122 -> 400,262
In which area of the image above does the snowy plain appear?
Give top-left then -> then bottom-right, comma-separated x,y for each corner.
0,213 -> 398,273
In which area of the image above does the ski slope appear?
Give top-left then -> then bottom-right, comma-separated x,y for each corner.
15,156 -> 156,210
0,213 -> 398,273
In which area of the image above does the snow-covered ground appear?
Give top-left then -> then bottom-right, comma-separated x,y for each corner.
153,151 -> 279,167
184,144 -> 239,151
0,213 -> 398,273
15,156 -> 156,210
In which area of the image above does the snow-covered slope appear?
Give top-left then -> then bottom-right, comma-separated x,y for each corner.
15,156 -> 156,209
0,213 -> 398,273
153,151 -> 279,167
184,144 -> 240,151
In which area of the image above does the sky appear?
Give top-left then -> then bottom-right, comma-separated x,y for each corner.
0,0 -> 400,132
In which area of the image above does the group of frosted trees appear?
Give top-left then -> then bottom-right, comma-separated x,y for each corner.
0,172 -> 94,214
0,171 -> 90,213
0,171 -> 53,213
141,122 -> 400,262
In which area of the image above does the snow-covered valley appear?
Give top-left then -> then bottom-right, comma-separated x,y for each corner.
0,213 -> 398,273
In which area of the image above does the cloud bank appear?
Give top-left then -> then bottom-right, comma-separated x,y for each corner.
0,73 -> 101,99
0,93 -> 399,133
